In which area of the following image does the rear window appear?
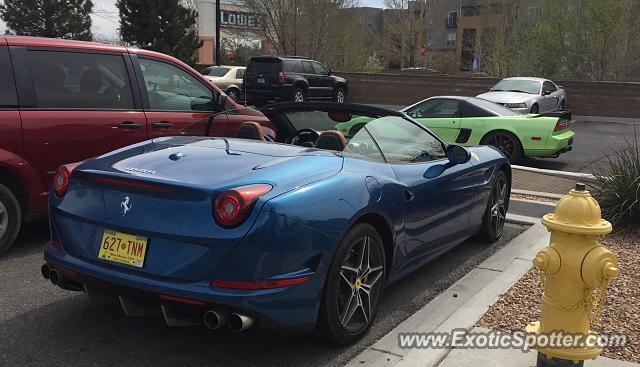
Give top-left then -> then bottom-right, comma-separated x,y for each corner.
248,59 -> 280,74
202,67 -> 229,77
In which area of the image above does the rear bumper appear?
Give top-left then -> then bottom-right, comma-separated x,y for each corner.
246,86 -> 293,103
43,241 -> 321,334
524,130 -> 575,158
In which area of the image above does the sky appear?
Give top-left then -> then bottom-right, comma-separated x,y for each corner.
0,0 -> 386,39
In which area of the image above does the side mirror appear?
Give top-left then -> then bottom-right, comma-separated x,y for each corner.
216,93 -> 228,109
447,144 -> 471,164
542,90 -> 551,96
327,69 -> 332,76
424,145 -> 470,179
557,85 -> 564,89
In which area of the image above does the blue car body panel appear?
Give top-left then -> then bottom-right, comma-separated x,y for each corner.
44,127 -> 509,334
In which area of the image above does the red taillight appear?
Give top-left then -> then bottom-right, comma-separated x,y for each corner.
278,71 -> 286,83
554,119 -> 571,131
211,275 -> 311,290
52,163 -> 81,197
213,184 -> 272,228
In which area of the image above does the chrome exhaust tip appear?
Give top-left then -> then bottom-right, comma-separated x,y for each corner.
49,269 -> 60,286
41,264 -> 50,280
228,313 -> 254,332
203,310 -> 226,330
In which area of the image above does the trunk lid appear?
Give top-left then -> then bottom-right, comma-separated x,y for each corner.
51,137 -> 343,281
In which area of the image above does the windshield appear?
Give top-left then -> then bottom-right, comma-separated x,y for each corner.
490,79 -> 541,94
202,67 -> 230,77
179,106 -> 446,164
470,98 -> 521,116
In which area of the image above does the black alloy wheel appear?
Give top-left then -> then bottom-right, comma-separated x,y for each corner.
316,223 -> 385,345
482,131 -> 523,162
478,171 -> 509,242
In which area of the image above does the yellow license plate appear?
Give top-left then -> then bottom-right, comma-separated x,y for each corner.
98,230 -> 148,268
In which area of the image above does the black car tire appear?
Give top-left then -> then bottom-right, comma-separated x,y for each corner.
334,88 -> 346,103
530,104 -> 539,114
481,131 -> 523,163
292,88 -> 306,103
0,183 -> 21,257
478,171 -> 509,243
316,223 -> 386,345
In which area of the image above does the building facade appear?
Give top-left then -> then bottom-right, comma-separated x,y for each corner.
196,0 -> 264,65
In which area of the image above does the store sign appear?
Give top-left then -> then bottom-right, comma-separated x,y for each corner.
221,11 -> 260,29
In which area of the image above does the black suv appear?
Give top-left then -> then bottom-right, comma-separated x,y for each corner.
245,56 -> 348,106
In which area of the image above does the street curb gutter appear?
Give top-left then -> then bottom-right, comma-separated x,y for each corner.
344,222 -> 550,367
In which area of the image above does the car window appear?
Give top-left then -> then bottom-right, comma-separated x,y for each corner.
543,81 -> 557,93
283,60 -> 302,73
301,61 -> 314,74
0,46 -> 17,107
343,127 -> 385,163
26,50 -> 134,109
203,67 -> 229,77
406,99 -> 460,118
235,68 -> 245,79
364,116 -> 446,164
312,62 -> 329,76
461,101 -> 494,117
139,58 -> 214,112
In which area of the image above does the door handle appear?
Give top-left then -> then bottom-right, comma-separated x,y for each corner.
404,190 -> 415,202
152,121 -> 174,129
117,121 -> 142,129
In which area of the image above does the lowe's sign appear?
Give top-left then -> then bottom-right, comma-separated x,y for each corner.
221,11 -> 260,29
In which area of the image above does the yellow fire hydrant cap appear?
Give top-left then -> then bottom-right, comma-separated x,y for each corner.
542,183 -> 612,235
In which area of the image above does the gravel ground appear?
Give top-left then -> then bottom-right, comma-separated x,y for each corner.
477,227 -> 640,363
511,193 -> 559,204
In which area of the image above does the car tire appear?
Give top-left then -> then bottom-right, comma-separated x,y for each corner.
477,171 -> 509,243
226,88 -> 239,101
334,88 -> 346,103
316,223 -> 386,345
0,183 -> 21,257
481,131 -> 523,163
530,104 -> 539,114
292,88 -> 306,103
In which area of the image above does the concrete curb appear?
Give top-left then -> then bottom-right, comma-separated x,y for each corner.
512,165 -> 596,182
509,198 -> 555,219
512,189 -> 564,200
345,222 -> 550,367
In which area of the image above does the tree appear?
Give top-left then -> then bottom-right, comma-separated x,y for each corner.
0,0 -> 93,40
117,0 -> 201,65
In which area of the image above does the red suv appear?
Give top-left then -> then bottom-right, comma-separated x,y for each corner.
0,36 -> 271,255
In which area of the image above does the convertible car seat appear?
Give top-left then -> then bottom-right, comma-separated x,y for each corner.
316,131 -> 347,151
236,121 -> 266,141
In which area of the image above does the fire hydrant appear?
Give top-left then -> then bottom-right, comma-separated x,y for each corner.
526,183 -> 618,367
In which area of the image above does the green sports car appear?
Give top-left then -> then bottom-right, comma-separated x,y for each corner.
335,96 -> 575,162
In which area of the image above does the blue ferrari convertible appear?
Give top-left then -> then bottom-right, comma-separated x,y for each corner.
42,102 -> 510,344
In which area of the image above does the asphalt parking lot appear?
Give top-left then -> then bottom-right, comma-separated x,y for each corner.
519,120 -> 639,173
1,222 -> 526,367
